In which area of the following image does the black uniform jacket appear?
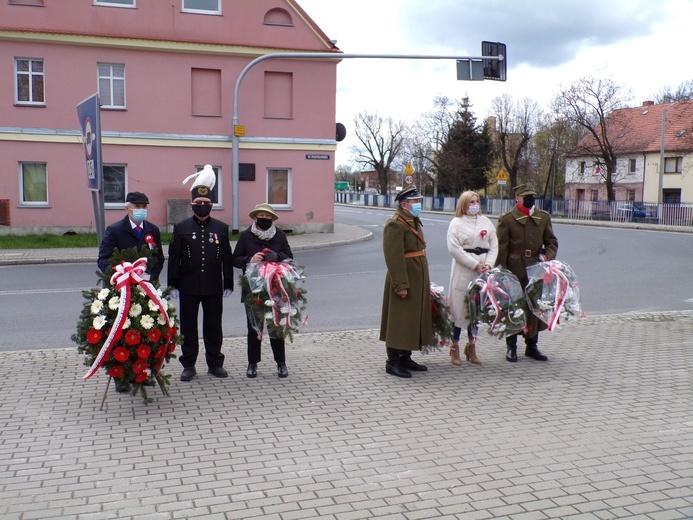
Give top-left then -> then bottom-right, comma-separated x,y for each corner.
167,216 -> 234,296
97,216 -> 165,280
231,227 -> 293,300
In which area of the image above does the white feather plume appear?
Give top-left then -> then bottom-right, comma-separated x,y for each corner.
182,164 -> 216,191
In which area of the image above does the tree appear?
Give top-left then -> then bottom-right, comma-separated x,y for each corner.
489,94 -> 541,191
552,76 -> 631,200
652,80 -> 693,104
436,99 -> 494,196
351,112 -> 408,195
531,114 -> 582,199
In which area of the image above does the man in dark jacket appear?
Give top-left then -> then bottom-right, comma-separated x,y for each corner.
97,191 -> 165,280
168,174 -> 233,382
495,184 -> 558,362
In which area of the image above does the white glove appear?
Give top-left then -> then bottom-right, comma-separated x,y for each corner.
223,289 -> 233,298
170,289 -> 179,299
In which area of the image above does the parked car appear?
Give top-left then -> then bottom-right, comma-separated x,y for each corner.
615,202 -> 647,219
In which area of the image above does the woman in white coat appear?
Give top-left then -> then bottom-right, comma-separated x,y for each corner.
446,191 -> 498,365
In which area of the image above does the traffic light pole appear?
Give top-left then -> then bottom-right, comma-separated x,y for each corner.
231,50 -> 505,233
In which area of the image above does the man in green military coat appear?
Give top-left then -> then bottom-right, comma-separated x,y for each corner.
380,185 -> 433,378
495,184 -> 558,362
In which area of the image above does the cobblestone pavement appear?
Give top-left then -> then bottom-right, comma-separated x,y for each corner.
1,311 -> 692,519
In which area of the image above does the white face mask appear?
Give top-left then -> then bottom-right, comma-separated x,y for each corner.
467,204 -> 480,215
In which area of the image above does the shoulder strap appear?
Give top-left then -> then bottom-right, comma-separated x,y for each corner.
397,216 -> 426,247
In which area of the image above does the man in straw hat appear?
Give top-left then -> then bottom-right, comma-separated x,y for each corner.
495,183 -> 558,362
168,166 -> 234,382
379,185 -> 433,378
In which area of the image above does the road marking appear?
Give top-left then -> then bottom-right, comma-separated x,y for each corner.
1,288 -> 87,296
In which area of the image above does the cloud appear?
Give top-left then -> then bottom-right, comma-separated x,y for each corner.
399,0 -> 673,68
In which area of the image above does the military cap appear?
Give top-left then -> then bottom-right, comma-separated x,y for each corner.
395,184 -> 422,203
125,192 -> 150,204
513,184 -> 537,196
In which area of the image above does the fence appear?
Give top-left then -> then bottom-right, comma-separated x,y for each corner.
334,192 -> 693,228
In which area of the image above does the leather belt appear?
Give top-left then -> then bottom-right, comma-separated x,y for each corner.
404,250 -> 426,258
510,248 -> 540,258
464,247 -> 489,254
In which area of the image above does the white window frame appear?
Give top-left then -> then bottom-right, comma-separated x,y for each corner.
266,168 -> 291,209
19,162 -> 48,206
94,0 -> 136,7
182,0 -> 221,15
103,164 -> 127,206
193,165 -> 221,207
15,58 -> 45,105
98,63 -> 126,109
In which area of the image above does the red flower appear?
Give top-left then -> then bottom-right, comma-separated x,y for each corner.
541,271 -> 555,284
168,342 -> 176,354
144,234 -> 156,247
113,347 -> 130,362
132,359 -> 148,374
134,372 -> 148,383
154,346 -> 167,359
125,329 -> 141,346
107,365 -> 124,378
481,230 -> 487,239
147,328 -> 162,343
137,344 -> 151,359
87,328 -> 103,345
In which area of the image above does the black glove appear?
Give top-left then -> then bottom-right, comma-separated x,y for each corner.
263,250 -> 279,262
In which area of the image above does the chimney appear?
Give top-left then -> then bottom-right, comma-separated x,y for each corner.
642,100 -> 654,107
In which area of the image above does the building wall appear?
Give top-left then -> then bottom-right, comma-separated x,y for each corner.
0,0 -> 339,234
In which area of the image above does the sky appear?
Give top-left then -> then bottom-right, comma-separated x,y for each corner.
297,0 -> 693,168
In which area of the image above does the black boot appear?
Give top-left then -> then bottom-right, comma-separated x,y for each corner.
400,352 -> 427,372
505,335 -> 518,362
525,335 -> 548,361
385,348 -> 412,378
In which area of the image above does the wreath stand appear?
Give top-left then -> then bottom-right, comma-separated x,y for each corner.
100,374 -> 171,410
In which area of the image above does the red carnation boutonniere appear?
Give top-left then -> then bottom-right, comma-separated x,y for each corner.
144,234 -> 156,250
480,230 -> 487,239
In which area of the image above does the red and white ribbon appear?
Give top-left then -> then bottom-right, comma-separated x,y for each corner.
83,257 -> 171,380
542,260 -> 570,331
475,272 -> 509,332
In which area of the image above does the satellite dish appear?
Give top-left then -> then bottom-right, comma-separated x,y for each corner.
336,122 -> 347,142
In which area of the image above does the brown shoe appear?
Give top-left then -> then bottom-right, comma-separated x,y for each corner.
450,342 -> 462,366
464,342 -> 481,364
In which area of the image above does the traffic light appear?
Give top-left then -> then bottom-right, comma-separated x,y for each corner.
482,41 -> 506,81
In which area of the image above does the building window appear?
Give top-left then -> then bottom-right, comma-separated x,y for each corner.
664,157 -> 682,174
267,169 -> 290,207
194,165 -> 220,205
94,0 -> 135,6
98,63 -> 126,108
264,72 -> 293,119
263,8 -> 293,26
182,0 -> 220,14
663,189 -> 681,204
629,158 -> 636,173
20,162 -> 48,205
191,68 -> 221,116
627,190 -> 635,201
15,58 -> 45,105
590,190 -> 598,202
9,0 -> 44,5
578,161 -> 585,174
103,165 -> 126,204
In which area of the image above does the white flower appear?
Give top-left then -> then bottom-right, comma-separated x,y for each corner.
290,308 -> 297,316
136,286 -> 146,296
123,318 -> 131,329
157,314 -> 167,326
148,299 -> 160,312
93,315 -> 107,330
264,300 -> 274,307
97,288 -> 110,301
91,300 -> 104,314
140,315 -> 155,330
265,313 -> 274,320
108,296 -> 120,310
169,316 -> 175,327
129,303 -> 142,317
280,305 -> 290,314
157,288 -> 163,297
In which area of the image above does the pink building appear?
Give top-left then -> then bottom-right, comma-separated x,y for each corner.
0,0 -> 341,234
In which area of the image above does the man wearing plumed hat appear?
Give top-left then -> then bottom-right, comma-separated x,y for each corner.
379,185 -> 433,378
495,184 -> 558,362
97,191 -> 165,281
168,165 -> 234,382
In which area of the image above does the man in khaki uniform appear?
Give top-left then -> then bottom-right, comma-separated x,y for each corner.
495,184 -> 558,362
380,185 -> 433,378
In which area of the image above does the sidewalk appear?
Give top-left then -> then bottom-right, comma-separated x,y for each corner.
1,222 -> 692,519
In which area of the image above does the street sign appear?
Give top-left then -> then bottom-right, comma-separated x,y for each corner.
496,168 -> 509,181
234,125 -> 245,137
497,180 -> 507,185
76,93 -> 102,191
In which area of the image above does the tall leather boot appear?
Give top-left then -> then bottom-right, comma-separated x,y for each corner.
464,341 -> 481,364
400,351 -> 427,372
385,348 -> 412,378
525,334 -> 548,361
505,335 -> 518,362
449,341 -> 462,366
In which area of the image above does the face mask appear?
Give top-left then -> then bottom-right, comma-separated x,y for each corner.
191,204 -> 212,218
522,195 -> 535,209
131,209 -> 147,222
255,217 -> 273,230
468,204 -> 480,215
408,202 -> 422,217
